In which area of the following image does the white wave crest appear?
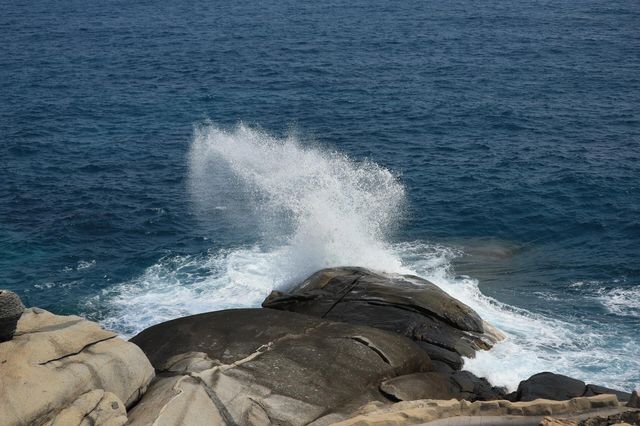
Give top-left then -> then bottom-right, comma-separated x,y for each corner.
598,287 -> 640,318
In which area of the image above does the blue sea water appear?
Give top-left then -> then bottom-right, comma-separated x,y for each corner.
1,0 -> 639,391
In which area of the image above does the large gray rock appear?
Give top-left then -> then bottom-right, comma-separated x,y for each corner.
516,372 -> 587,401
129,308 -> 432,425
515,372 -> 631,403
0,308 -> 155,426
262,267 -> 502,368
0,289 -> 24,342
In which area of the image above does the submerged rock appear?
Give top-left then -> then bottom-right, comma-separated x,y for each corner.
129,308 -> 432,425
0,308 -> 154,426
0,289 -> 24,342
262,267 -> 502,369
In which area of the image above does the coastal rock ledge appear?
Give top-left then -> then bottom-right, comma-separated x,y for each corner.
1,267 -> 637,425
0,308 -> 154,426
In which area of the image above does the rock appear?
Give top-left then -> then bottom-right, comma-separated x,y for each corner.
627,390 -> 640,408
517,372 -> 587,401
516,372 -> 632,404
540,417 -> 578,426
130,308 -> 432,425
333,394 -> 621,426
0,308 -> 154,426
578,410 -> 640,425
584,384 -> 631,403
127,375 -> 227,426
380,373 -> 465,401
0,289 -> 24,342
430,360 -> 456,374
450,370 -> 507,401
379,370 -> 504,402
262,267 -> 502,368
379,371 -> 505,403
415,341 -> 464,370
45,390 -> 127,426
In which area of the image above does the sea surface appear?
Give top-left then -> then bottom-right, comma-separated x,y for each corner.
1,0 -> 639,392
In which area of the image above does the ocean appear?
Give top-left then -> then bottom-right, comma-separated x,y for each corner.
1,0 -> 638,392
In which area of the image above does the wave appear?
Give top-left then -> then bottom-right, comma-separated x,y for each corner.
598,286 -> 640,318
87,123 -> 639,392
188,122 -> 408,281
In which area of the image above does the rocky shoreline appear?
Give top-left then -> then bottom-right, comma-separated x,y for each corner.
1,268 -> 638,425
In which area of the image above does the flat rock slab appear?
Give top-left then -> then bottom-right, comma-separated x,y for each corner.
130,308 -> 433,425
0,308 -> 154,426
262,267 -> 502,369
333,394 -> 622,426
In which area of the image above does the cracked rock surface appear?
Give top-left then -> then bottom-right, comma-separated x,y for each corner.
262,267 -> 504,370
129,308 -> 433,425
0,308 -> 154,426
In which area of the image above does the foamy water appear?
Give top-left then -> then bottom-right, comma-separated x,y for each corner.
92,124 -> 639,392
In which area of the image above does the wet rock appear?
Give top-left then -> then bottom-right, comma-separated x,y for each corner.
516,372 -> 632,404
0,289 -> 24,342
130,308 -> 432,425
430,360 -> 456,374
0,308 -> 154,426
415,342 -> 463,369
262,267 -> 502,368
627,390 -> 640,408
450,370 -> 507,401
517,372 -> 587,401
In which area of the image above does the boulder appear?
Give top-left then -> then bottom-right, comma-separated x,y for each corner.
583,384 -> 632,403
130,308 -> 432,425
627,390 -> 640,408
262,267 -> 502,369
0,289 -> 24,342
0,308 -> 154,426
380,371 -> 506,402
517,372 -> 587,401
516,372 -> 631,403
